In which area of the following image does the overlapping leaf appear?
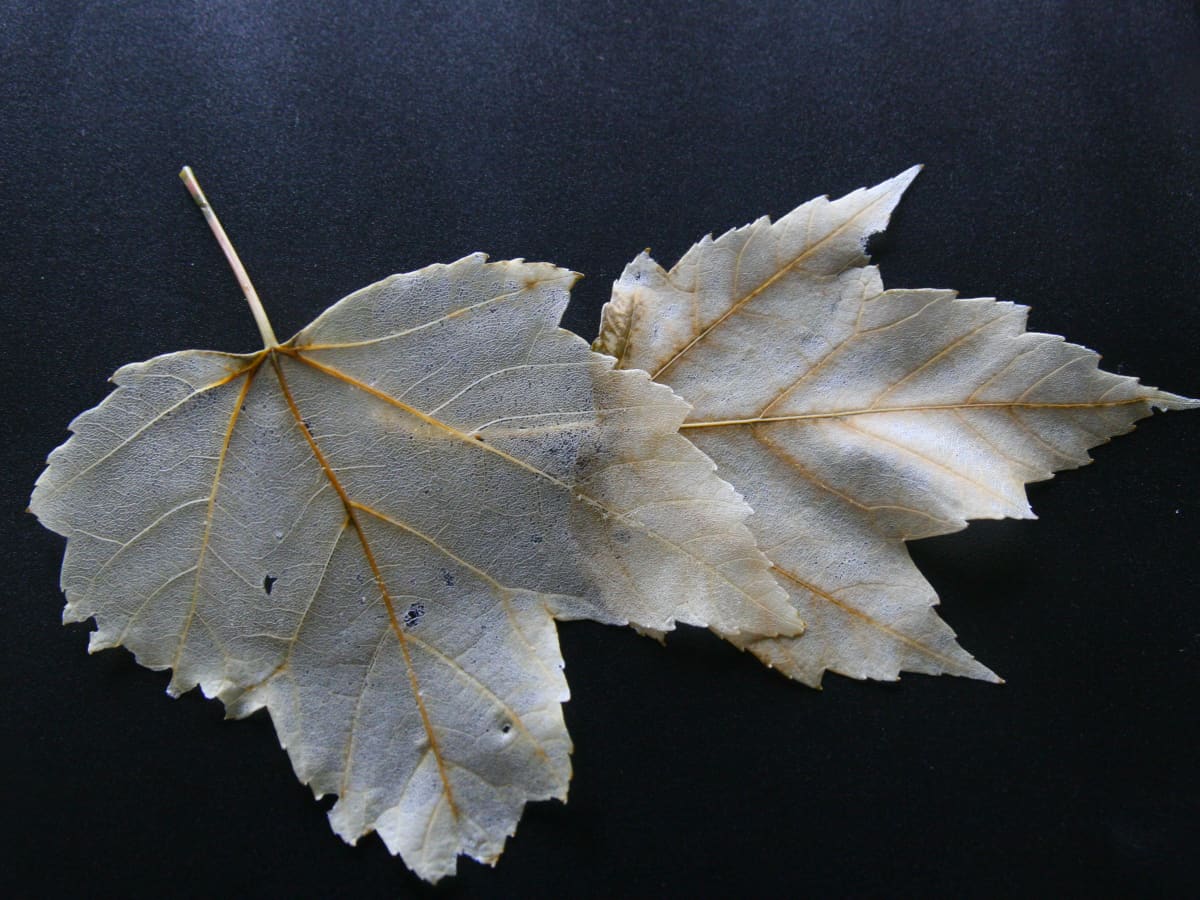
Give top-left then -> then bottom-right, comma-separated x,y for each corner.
596,169 -> 1197,686
32,168 -> 1197,885
30,253 -> 800,881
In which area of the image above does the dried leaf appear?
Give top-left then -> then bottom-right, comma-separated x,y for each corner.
29,171 -> 798,882
596,168 -> 1197,686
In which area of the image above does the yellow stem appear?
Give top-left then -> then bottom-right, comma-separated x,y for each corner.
179,166 -> 279,349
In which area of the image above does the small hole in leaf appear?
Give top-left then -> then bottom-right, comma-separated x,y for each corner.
263,575 -> 277,595
501,723 -> 512,734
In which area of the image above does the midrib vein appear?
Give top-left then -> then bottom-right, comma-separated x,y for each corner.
269,352 -> 461,822
679,398 -> 1150,429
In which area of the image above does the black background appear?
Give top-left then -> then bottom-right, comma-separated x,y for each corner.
3,2 -> 1197,897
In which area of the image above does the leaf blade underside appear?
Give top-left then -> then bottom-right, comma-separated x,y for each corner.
596,169 -> 1197,686
30,254 -> 800,881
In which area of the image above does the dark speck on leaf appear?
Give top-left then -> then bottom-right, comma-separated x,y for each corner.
403,602 -> 425,629
530,534 -> 543,544
263,575 -> 277,595
441,569 -> 455,586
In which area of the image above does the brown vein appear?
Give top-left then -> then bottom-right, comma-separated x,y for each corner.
950,408 -> 1042,476
1004,407 -> 1077,463
348,501 -> 571,710
1016,355 -> 1090,402
753,427 -> 960,534
341,630 -> 391,798
651,188 -> 901,380
349,502 -> 506,593
243,516 -> 351,697
868,306 -> 1017,407
269,353 -> 460,823
45,358 -> 260,500
296,286 -> 526,351
83,498 -> 208,601
171,359 -> 263,677
769,566 -> 975,673
754,277 -> 877,418
679,397 -> 1151,429
404,630 -> 551,764
353,498 -> 563,698
835,417 -> 1015,510
284,348 -> 796,631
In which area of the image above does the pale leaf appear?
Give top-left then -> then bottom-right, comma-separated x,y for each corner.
596,168 -> 1197,686
31,208 -> 798,879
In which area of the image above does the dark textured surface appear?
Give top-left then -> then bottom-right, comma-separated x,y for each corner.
3,2 -> 1197,896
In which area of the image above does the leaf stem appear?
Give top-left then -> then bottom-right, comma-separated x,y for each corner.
179,166 -> 280,349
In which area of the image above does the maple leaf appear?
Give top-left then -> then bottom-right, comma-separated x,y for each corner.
29,170 -> 800,882
595,168 -> 1198,686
